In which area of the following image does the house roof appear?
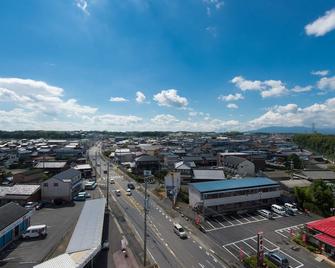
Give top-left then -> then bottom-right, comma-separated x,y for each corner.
174,161 -> 192,170
314,233 -> 335,247
193,169 -> 225,180
135,155 -> 159,162
223,156 -> 248,166
73,164 -> 92,170
190,177 -> 278,193
52,168 -> 81,183
0,184 -> 40,197
306,216 -> 335,238
302,171 -> 335,181
0,202 -> 30,231
35,161 -> 67,169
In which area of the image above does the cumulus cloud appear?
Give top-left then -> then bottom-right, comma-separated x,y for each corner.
0,78 -> 97,117
317,76 -> 335,91
248,99 -> 335,130
231,76 -> 288,98
227,103 -> 238,109
203,0 -> 224,16
206,26 -> 218,37
75,0 -> 89,15
135,91 -> 146,103
311,70 -> 329,76
151,114 -> 179,125
305,9 -> 335,37
153,89 -> 188,107
218,93 -> 244,101
291,85 -> 312,93
92,114 -> 142,125
110,97 -> 128,102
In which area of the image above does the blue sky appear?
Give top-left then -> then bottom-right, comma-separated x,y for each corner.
0,0 -> 335,131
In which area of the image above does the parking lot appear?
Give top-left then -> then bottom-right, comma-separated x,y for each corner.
201,211 -> 283,232
275,224 -> 304,239
0,203 -> 84,268
222,235 -> 304,268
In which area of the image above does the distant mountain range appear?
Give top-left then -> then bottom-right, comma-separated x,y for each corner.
251,126 -> 335,134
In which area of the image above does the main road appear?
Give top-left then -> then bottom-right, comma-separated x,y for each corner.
89,144 -> 227,268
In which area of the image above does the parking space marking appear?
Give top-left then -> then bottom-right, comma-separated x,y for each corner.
201,212 -> 277,232
222,235 -> 303,268
275,224 -> 304,239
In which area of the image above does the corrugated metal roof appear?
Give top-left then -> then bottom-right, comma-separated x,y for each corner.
307,216 -> 335,237
190,177 -> 278,193
33,253 -> 76,268
193,169 -> 225,180
66,198 -> 106,254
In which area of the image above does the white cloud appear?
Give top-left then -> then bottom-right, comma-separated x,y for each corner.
151,114 -> 179,125
231,76 -> 263,91
231,76 -> 288,98
248,99 -> 335,130
153,89 -> 188,107
189,111 -> 198,116
218,93 -> 244,101
135,91 -> 146,103
110,97 -> 128,102
92,114 -> 142,126
227,103 -> 238,109
291,85 -> 312,93
203,0 -> 224,10
317,76 -> 335,91
75,0 -> 90,15
0,78 -> 97,117
311,70 -> 329,76
260,80 -> 288,98
305,9 -> 335,37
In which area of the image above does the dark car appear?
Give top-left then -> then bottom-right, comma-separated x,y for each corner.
35,202 -> 44,210
265,251 -> 289,268
127,183 -> 135,190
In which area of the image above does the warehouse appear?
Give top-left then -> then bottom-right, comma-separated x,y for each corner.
189,177 -> 280,216
0,202 -> 32,251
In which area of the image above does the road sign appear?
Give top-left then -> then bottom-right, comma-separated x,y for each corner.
257,232 -> 264,267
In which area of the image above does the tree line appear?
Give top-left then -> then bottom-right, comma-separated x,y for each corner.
293,134 -> 335,160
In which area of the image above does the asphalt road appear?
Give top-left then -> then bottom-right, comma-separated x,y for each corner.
89,145 -> 227,268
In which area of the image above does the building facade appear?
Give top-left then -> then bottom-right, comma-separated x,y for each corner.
189,177 -> 280,216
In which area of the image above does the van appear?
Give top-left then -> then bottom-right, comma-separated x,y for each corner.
265,251 -> 289,268
271,204 -> 286,216
173,223 -> 187,239
257,209 -> 274,219
22,225 -> 47,239
284,203 -> 298,215
85,181 -> 97,190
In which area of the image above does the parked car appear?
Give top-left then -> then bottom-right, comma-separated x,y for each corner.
127,183 -> 135,190
257,209 -> 274,219
35,202 -> 44,210
78,191 -> 91,198
73,195 -> 86,201
24,202 -> 38,210
284,203 -> 298,215
173,223 -> 187,239
22,225 -> 47,239
265,250 -> 289,268
271,204 -> 287,216
101,240 -> 110,251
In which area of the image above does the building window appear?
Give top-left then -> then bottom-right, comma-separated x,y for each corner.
54,183 -> 59,187
43,183 -> 48,187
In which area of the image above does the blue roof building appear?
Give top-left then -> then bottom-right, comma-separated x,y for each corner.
189,177 -> 280,216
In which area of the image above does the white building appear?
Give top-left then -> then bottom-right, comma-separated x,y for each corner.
41,168 -> 82,202
189,177 -> 280,216
222,156 -> 255,177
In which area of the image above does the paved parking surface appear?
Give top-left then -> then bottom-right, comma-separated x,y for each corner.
275,224 -> 304,239
201,212 -> 282,232
222,235 -> 304,268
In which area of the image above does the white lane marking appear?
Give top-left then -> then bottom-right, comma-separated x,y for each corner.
233,243 -> 250,257
246,213 -> 259,221
206,220 -> 216,229
213,218 -> 225,227
221,215 -> 234,225
206,260 -> 215,268
198,263 -> 205,268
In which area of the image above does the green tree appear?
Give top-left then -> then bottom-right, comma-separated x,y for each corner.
285,154 -> 302,169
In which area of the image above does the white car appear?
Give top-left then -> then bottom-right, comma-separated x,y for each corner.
22,225 -> 47,239
126,188 -> 132,196
173,223 -> 187,239
110,178 -> 115,184
115,190 -> 121,196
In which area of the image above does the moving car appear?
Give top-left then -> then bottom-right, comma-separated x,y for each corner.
115,189 -> 121,196
265,250 -> 289,268
110,178 -> 115,184
22,225 -> 47,239
257,209 -> 274,219
78,191 -> 91,198
73,195 -> 86,201
126,188 -> 132,196
173,223 -> 187,239
127,183 -> 135,190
